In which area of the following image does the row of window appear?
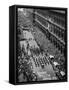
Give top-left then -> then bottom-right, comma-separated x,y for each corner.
48,13 -> 65,28
35,14 -> 48,28
49,24 -> 65,42
35,14 -> 65,42
36,10 -> 65,29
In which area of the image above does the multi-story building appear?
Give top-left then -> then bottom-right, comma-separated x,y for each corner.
32,9 -> 66,56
